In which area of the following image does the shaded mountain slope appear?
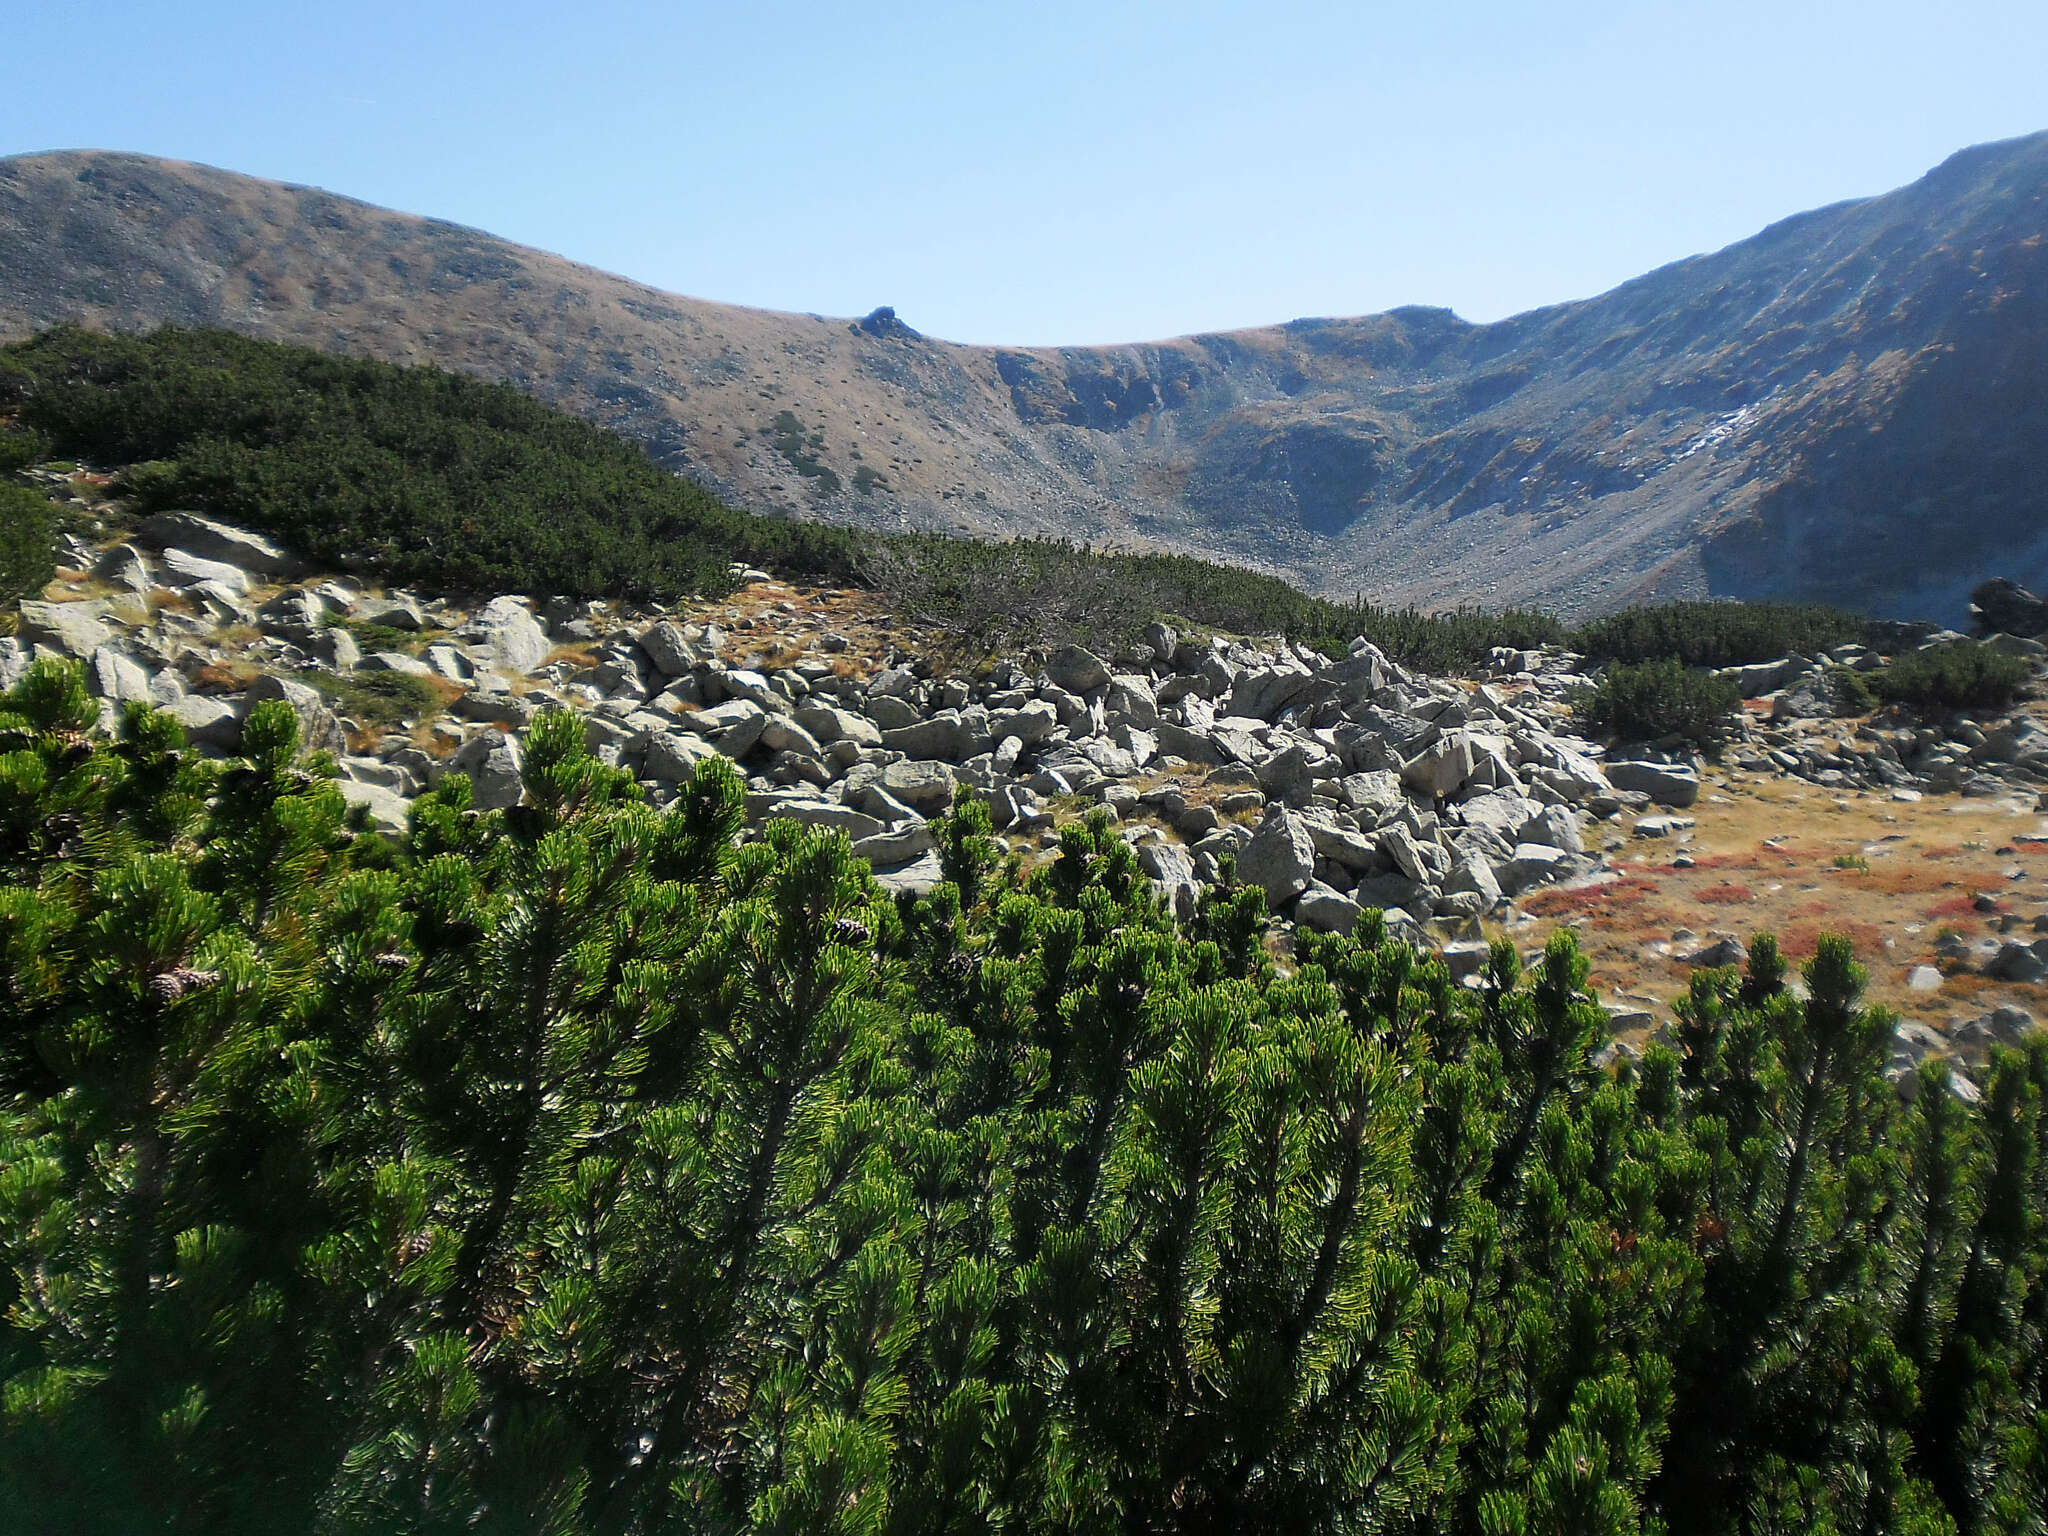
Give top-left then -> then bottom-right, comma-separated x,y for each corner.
4,134 -> 2046,618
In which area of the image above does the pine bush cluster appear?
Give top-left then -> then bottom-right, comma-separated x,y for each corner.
0,656 -> 2044,1535
1874,641 -> 2034,713
1574,657 -> 1743,747
1576,602 -> 1872,669
0,482 -> 57,607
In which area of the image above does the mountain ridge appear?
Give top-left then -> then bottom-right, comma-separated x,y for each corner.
5,133 -> 2047,619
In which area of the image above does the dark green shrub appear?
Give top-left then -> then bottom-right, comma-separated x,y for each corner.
1576,655 -> 1741,745
1823,664 -> 1878,716
298,666 -> 447,730
1873,639 -> 2033,712
868,533 -> 1567,668
1574,599 -> 1869,667
3,662 -> 2046,1534
0,482 -> 56,604
0,425 -> 45,474
5,325 -> 869,603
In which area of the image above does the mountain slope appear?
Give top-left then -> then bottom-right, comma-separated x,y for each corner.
4,135 -> 2046,619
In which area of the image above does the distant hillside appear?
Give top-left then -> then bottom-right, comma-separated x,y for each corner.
4,136 -> 2047,618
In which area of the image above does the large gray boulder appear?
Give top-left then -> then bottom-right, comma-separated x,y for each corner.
1444,852 -> 1504,908
1971,578 -> 2048,640
359,594 -> 427,631
1402,732 -> 1475,799
869,848 -> 944,896
1044,645 -> 1111,694
1152,721 -> 1228,765
758,715 -> 825,761
17,600 -> 110,658
1104,675 -> 1160,728
1459,791 -> 1541,842
752,797 -> 884,840
639,621 -> 713,676
1502,842 -> 1573,893
1296,882 -> 1363,934
338,779 -> 411,837
157,547 -> 251,594
855,823 -> 936,865
1225,664 -> 1315,722
449,730 -> 525,810
854,760 -> 957,814
641,731 -> 718,783
796,701 -> 884,747
1255,743 -> 1315,806
882,710 -> 986,763
1520,804 -> 1585,856
138,511 -> 304,579
988,700 -> 1060,746
1986,940 -> 2048,984
241,674 -> 349,757
1238,808 -> 1316,907
1376,822 -> 1434,885
1304,815 -> 1383,872
867,694 -> 921,730
1605,760 -> 1701,808
466,596 -> 551,675
1338,770 -> 1408,821
1138,840 -> 1201,918
89,646 -> 152,705
168,695 -> 241,751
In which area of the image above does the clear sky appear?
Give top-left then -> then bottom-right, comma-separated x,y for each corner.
5,1 -> 2045,345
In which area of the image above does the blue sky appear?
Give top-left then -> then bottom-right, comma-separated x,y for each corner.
5,1 -> 2045,345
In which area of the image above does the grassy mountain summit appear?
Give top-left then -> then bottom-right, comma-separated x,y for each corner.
4,133 -> 2047,620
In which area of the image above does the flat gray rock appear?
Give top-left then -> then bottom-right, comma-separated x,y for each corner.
17,600 -> 110,658
158,547 -> 251,594
1605,760 -> 1701,807
139,511 -> 304,578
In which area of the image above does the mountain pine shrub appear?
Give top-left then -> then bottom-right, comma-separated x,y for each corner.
1575,600 -> 1871,668
1874,640 -> 2034,713
1575,656 -> 1742,747
1825,663 -> 1880,716
0,658 -> 2043,1534
0,482 -> 55,606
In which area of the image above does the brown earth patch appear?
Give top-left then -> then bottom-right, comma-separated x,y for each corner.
1514,767 -> 2048,1032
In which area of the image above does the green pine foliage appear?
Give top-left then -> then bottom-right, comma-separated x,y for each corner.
2,657 -> 2044,1535
1825,664 -> 1880,716
865,533 -> 1568,669
1576,601 -> 1872,669
0,325 -> 1634,672
1874,641 -> 2034,713
2,325 -> 871,601
1575,656 -> 1743,746
0,482 -> 56,606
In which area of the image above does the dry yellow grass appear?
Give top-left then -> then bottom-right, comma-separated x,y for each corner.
1521,766 -> 2048,1032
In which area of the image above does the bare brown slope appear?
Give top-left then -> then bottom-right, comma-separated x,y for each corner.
4,139 -> 2047,619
